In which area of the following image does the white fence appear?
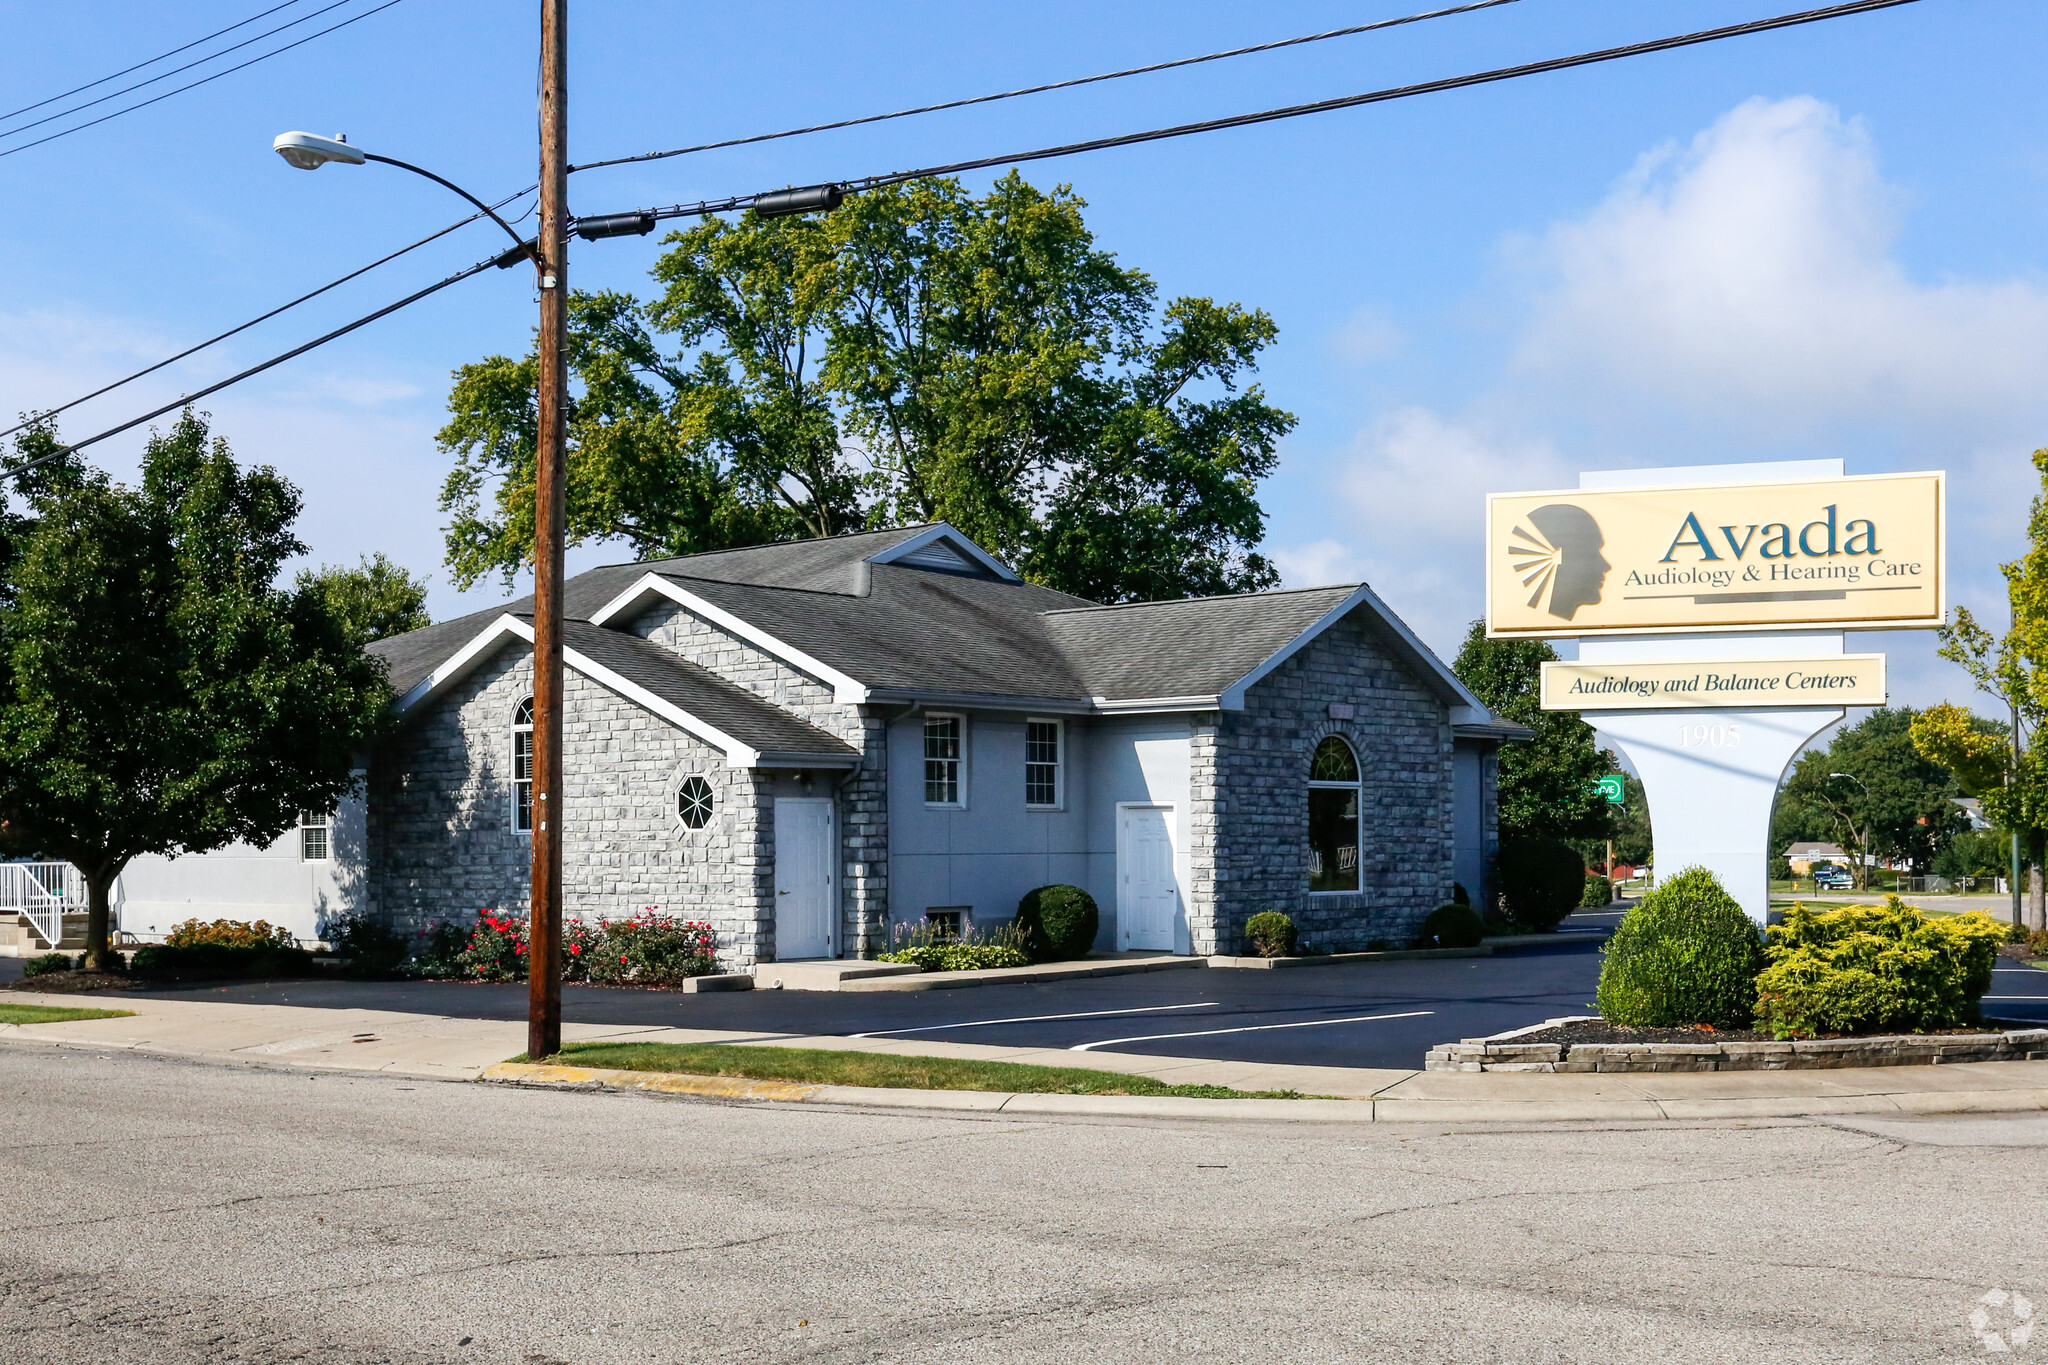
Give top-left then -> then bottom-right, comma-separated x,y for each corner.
0,862 -> 90,949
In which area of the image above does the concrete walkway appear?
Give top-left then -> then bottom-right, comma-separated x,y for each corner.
8,987 -> 2048,1123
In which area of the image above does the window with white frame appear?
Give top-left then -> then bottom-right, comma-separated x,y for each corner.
1307,735 -> 1361,894
1025,718 -> 1062,809
298,810 -> 330,862
512,697 -> 535,834
923,713 -> 964,806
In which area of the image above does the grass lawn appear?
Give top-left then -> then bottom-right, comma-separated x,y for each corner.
530,1040 -> 1312,1099
0,1003 -> 134,1025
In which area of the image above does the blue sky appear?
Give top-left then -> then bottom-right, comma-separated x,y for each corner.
3,0 -> 2043,719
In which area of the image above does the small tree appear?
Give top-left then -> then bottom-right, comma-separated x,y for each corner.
295,552 -> 431,647
0,413 -> 395,968
1451,621 -> 1612,842
1911,446 -> 2048,932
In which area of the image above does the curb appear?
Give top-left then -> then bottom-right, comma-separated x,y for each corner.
835,955 -> 1205,992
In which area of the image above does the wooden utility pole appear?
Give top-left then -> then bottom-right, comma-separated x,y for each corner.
528,0 -> 568,1062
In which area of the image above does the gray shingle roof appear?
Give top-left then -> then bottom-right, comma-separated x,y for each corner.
558,620 -> 857,762
1040,586 -> 1360,702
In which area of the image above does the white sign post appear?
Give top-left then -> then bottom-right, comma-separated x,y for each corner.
1488,459 -> 1945,926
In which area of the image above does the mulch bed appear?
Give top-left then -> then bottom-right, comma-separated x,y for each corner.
1999,943 -> 2048,964
2,971 -> 143,994
1513,1019 -> 2016,1047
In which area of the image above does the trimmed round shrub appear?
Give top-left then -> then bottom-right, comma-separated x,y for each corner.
1494,839 -> 1585,931
1244,911 -> 1297,958
1415,904 -> 1484,950
1580,873 -> 1614,908
1596,866 -> 1763,1029
1016,884 -> 1099,962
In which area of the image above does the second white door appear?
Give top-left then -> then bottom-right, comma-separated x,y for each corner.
1118,803 -> 1178,951
774,798 -> 835,960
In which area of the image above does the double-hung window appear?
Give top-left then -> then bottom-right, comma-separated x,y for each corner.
1025,719 -> 1062,809
298,810 -> 330,862
512,697 -> 535,834
923,714 -> 964,806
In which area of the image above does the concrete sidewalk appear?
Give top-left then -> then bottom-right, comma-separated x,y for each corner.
7,988 -> 2048,1123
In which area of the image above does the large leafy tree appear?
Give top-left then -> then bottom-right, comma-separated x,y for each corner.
1451,622 -> 1612,842
1910,445 -> 2048,929
295,552 -> 431,648
0,413 -> 396,968
437,173 -> 1292,602
1773,708 -> 1966,886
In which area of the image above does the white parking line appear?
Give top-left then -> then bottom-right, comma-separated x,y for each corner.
848,1001 -> 1222,1039
1070,1010 -> 1434,1052
1982,996 -> 2048,1001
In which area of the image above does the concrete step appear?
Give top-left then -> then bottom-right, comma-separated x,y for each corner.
756,960 -> 923,992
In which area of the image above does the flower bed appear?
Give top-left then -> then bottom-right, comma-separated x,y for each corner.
877,917 -> 1028,972
414,908 -> 717,986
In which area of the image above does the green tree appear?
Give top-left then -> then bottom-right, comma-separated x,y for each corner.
1775,708 -> 1966,887
295,552 -> 431,648
1451,622 -> 1611,842
437,173 -> 1293,602
0,412 -> 396,968
1911,445 -> 2048,931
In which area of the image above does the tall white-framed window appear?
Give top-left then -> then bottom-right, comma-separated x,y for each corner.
298,810 -> 330,862
1307,735 -> 1361,894
1025,718 -> 1062,810
512,696 -> 535,834
923,713 -> 965,807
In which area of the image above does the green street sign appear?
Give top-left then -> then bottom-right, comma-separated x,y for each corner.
1592,775 -> 1626,804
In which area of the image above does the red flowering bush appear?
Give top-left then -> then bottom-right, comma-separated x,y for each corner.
455,910 -> 529,983
586,908 -> 716,986
560,918 -> 604,982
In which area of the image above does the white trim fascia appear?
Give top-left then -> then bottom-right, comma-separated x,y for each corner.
1089,694 -> 1222,715
1216,585 -> 1485,713
865,522 -> 1022,581
585,572 -> 871,705
393,614 -> 530,716
864,687 -> 1094,715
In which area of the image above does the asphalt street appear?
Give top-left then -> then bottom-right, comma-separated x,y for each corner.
0,1044 -> 2043,1364
8,908 -> 2047,1067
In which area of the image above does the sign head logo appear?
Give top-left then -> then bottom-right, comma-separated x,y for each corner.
1509,503 -> 1610,620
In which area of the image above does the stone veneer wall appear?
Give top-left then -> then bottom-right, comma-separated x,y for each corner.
629,600 -> 890,957
366,644 -> 773,969
1196,612 -> 1455,955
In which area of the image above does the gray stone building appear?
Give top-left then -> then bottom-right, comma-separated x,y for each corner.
112,524 -> 1524,961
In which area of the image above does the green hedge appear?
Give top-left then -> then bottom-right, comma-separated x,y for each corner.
1415,904 -> 1484,950
1016,885 -> 1099,962
1580,874 -> 1613,908
1244,911 -> 1296,958
1596,867 -> 1762,1029
1495,840 -> 1584,931
1754,898 -> 2007,1039
130,943 -> 313,981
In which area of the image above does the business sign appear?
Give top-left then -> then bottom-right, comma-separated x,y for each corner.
1539,654 -> 1888,711
1486,473 -> 1943,638
1591,774 -> 1626,804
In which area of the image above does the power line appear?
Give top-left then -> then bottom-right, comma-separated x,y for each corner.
0,0 -> 408,161
0,0 -> 359,139
570,0 -> 1523,175
0,185 -> 536,443
622,0 -> 1927,224
7,244 -> 513,480
0,0 -> 310,124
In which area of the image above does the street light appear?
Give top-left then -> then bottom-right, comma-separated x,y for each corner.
1828,772 -> 1871,891
272,132 -> 533,258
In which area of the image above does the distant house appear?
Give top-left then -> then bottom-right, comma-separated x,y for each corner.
106,525 -> 1528,963
1783,841 -> 1850,874
1951,797 -> 1994,832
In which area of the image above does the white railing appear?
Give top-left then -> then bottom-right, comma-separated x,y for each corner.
0,862 -> 90,949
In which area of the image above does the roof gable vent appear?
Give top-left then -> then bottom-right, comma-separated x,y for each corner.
896,537 -> 982,574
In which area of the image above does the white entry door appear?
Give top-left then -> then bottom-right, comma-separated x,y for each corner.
1117,803 -> 1179,951
774,798 -> 835,960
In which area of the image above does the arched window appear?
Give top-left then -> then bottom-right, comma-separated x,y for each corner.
512,697 -> 534,834
1308,735 -> 1360,894
676,774 -> 714,829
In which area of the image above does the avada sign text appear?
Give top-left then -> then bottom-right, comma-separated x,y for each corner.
1486,473 -> 1943,638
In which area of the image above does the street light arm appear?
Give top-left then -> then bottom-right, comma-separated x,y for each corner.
362,153 -> 529,250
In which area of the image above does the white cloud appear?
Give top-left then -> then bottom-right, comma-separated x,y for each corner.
1327,307 -> 1405,366
1510,96 -> 2048,441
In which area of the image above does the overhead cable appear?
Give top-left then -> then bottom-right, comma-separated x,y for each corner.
0,0 -> 311,124
620,0 -> 1928,225
0,185 -> 536,443
570,0 -> 1523,174
0,0 -> 408,160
